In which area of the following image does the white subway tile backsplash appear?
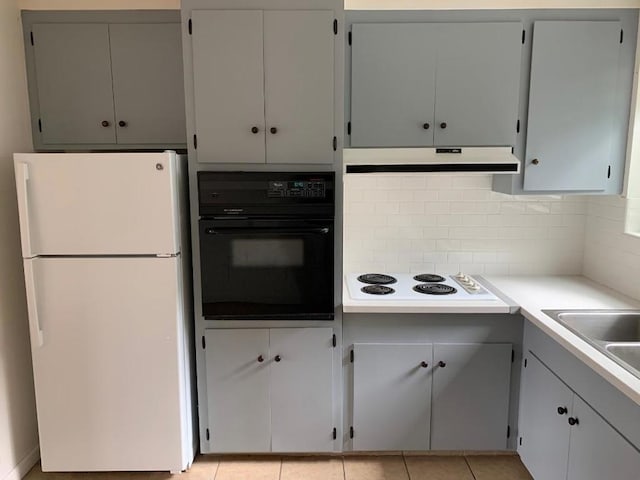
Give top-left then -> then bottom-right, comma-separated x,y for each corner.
344,174 -> 587,275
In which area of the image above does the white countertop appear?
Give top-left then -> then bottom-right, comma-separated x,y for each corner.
484,275 -> 640,406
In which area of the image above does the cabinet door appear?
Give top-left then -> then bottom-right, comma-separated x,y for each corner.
264,11 -> 334,164
191,10 -> 265,163
524,21 -> 621,191
270,328 -> 334,452
431,343 -> 512,450
350,23 -> 437,147
109,24 -> 186,145
204,329 -> 270,452
352,343 -> 432,451
518,355 -> 573,480
32,24 -> 115,145
434,23 -> 522,147
567,396 -> 640,480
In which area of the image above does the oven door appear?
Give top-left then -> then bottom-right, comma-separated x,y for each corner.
199,218 -> 334,320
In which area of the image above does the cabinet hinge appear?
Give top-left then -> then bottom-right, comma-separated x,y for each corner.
333,136 -> 337,151
516,120 -> 520,134
511,349 -> 515,363
521,29 -> 525,44
332,427 -> 337,440
524,358 -> 528,368
202,335 -> 206,349
333,19 -> 338,35
193,134 -> 198,149
332,334 -> 337,348
620,29 -> 624,44
607,165 -> 611,179
188,18 -> 192,35
350,349 -> 354,363
347,121 -> 351,135
30,31 -> 34,45
349,426 -> 354,439
38,118 -> 42,132
348,31 -> 352,45
507,425 -> 511,438
519,436 -> 523,446
206,428 -> 210,441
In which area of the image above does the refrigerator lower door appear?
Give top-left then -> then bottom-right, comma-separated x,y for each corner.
25,256 -> 192,472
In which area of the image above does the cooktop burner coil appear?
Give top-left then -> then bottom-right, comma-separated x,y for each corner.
357,273 -> 397,285
413,283 -> 457,295
361,285 -> 395,295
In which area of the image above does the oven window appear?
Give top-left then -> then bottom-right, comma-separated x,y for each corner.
232,239 -> 304,267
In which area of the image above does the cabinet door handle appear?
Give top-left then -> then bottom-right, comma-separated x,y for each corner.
101,120 -> 110,127
422,123 -> 430,130
557,406 -> 568,415
439,122 -> 447,129
420,361 -> 429,368
118,120 -> 127,127
270,127 -> 278,134
531,158 -> 540,165
251,126 -> 260,134
438,361 -> 446,368
274,355 -> 282,362
568,417 -> 579,426
257,355 -> 264,363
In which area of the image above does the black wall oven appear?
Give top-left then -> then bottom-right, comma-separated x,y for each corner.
198,171 -> 335,320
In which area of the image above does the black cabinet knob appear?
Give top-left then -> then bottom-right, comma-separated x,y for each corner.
274,355 -> 281,362
531,158 -> 540,165
568,417 -> 579,426
420,361 -> 429,368
101,120 -> 110,127
118,120 -> 127,127
422,123 -> 430,130
257,355 -> 264,363
438,361 -> 446,368
440,122 -> 447,129
251,126 -> 259,134
270,127 -> 278,134
557,406 -> 568,415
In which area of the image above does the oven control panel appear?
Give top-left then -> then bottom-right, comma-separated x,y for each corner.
268,180 -> 326,198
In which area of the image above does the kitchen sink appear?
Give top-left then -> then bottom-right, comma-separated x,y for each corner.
542,310 -> 640,379
605,344 -> 640,372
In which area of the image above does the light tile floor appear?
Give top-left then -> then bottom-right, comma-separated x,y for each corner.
25,454 -> 533,480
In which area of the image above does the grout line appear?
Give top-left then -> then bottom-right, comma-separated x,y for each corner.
278,456 -> 283,480
341,454 -> 347,480
401,453 -> 411,480
212,457 -> 220,480
463,456 -> 478,480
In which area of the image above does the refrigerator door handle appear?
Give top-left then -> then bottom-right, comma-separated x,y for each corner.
15,163 -> 34,257
23,260 -> 44,347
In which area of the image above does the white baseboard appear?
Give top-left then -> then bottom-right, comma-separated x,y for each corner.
2,446 -> 40,480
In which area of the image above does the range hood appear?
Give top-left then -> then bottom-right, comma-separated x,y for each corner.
344,147 -> 520,174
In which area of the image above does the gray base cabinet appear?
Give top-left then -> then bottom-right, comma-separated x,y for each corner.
23,12 -> 186,150
350,22 -> 522,148
204,328 -> 334,453
351,342 -> 512,451
188,7 -> 335,164
519,354 -> 640,480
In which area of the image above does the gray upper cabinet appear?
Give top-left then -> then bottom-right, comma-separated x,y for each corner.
189,9 -> 335,164
32,24 -> 116,145
24,12 -> 186,150
350,22 -> 522,148
109,23 -> 186,145
524,21 -> 622,192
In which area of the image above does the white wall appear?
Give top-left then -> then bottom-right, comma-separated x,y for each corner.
344,174 -> 587,275
0,2 -> 39,480
19,0 -> 179,8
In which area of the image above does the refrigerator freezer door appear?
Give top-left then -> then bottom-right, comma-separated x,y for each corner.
14,152 -> 180,257
26,256 -> 190,472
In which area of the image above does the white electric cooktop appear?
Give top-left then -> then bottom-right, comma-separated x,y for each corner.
345,272 -> 501,302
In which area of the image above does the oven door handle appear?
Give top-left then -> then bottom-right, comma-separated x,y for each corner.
205,227 -> 330,235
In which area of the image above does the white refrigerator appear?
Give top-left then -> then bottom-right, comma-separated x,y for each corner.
14,152 -> 195,473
